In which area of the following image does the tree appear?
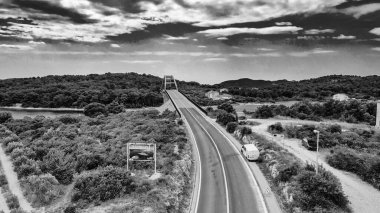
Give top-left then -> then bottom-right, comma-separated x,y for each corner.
254,105 -> 273,118
217,103 -> 235,113
0,112 -> 12,124
239,126 -> 252,138
106,101 -> 125,114
22,174 -> 62,206
84,102 -> 107,117
226,122 -> 238,133
293,166 -> 349,210
216,112 -> 237,126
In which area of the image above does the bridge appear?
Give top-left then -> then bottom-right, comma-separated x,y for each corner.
163,76 -> 269,213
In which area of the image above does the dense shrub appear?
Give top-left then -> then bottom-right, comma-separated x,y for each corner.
216,111 -> 237,126
268,122 -> 284,134
217,103 -> 235,113
21,173 -> 63,206
327,146 -> 380,190
292,165 -> 349,211
59,116 -> 80,124
41,149 -> 75,184
276,163 -> 300,183
226,122 -> 238,133
5,194 -> 20,210
0,174 -> 7,186
72,166 -> 136,204
106,101 -> 125,114
238,126 -> 252,138
84,102 -> 107,117
0,112 -> 12,123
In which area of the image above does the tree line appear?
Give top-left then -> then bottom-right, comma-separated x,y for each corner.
227,75 -> 380,102
253,99 -> 377,125
0,73 -> 163,109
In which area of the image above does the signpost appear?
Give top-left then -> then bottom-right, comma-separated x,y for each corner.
127,143 -> 157,173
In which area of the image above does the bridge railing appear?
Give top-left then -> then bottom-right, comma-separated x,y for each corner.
178,90 -> 208,115
164,90 -> 182,118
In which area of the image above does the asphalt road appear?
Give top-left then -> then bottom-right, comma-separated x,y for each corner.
167,90 -> 262,213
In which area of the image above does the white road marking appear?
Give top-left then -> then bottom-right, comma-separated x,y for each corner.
171,91 -> 230,213
167,91 -> 201,213
174,91 -> 269,213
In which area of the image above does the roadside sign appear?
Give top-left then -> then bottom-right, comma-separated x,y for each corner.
127,143 -> 157,173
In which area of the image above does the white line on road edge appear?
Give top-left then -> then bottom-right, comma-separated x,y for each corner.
172,91 -> 230,213
184,107 -> 230,213
167,91 -> 201,213
184,93 -> 269,213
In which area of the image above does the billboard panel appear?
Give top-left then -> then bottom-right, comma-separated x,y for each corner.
128,143 -> 155,161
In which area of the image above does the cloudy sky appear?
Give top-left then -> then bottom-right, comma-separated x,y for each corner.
0,0 -> 379,84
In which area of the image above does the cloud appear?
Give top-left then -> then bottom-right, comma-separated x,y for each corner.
203,57 -> 227,62
288,48 -> 336,57
163,35 -> 189,40
370,28 -> 380,36
333,34 -> 356,39
28,41 -> 46,45
275,22 -> 292,26
305,29 -> 335,35
341,3 -> 380,18
217,37 -> 228,40
198,26 -> 302,37
110,43 -> 120,48
0,44 -> 33,50
120,60 -> 163,64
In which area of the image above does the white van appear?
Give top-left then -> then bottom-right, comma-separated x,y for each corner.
240,144 -> 260,161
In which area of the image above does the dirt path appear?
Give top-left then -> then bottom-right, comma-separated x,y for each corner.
0,146 -> 33,212
249,119 -> 380,213
0,188 -> 10,213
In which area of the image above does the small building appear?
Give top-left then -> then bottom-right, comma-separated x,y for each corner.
220,88 -> 229,93
332,93 -> 349,101
205,90 -> 220,99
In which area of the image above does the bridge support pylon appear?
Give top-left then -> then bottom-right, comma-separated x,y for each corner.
163,75 -> 178,90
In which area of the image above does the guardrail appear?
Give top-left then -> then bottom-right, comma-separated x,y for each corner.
164,90 -> 182,118
178,90 -> 208,115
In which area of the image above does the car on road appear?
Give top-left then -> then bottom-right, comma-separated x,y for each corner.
241,144 -> 260,161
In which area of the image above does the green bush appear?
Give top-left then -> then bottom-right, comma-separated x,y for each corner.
0,174 -> 8,186
226,122 -> 238,133
326,147 -> 368,174
292,166 -> 349,211
84,102 -> 107,117
21,173 -> 63,206
268,122 -> 284,134
217,103 -> 235,113
72,166 -> 136,204
5,194 -> 20,210
327,146 -> 380,190
0,112 -> 12,124
276,163 -> 300,183
106,101 -> 125,114
216,112 -> 237,126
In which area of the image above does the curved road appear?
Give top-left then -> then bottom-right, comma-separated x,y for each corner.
168,90 -> 264,213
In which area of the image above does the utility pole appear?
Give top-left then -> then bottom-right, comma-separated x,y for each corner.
313,130 -> 320,174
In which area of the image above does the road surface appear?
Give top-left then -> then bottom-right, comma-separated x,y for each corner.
167,90 -> 264,213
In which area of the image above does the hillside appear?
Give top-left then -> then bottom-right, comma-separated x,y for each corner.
217,78 -> 274,88
0,73 -> 163,109
226,75 -> 380,102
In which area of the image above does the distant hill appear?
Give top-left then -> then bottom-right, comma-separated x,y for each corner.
217,78 -> 276,88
